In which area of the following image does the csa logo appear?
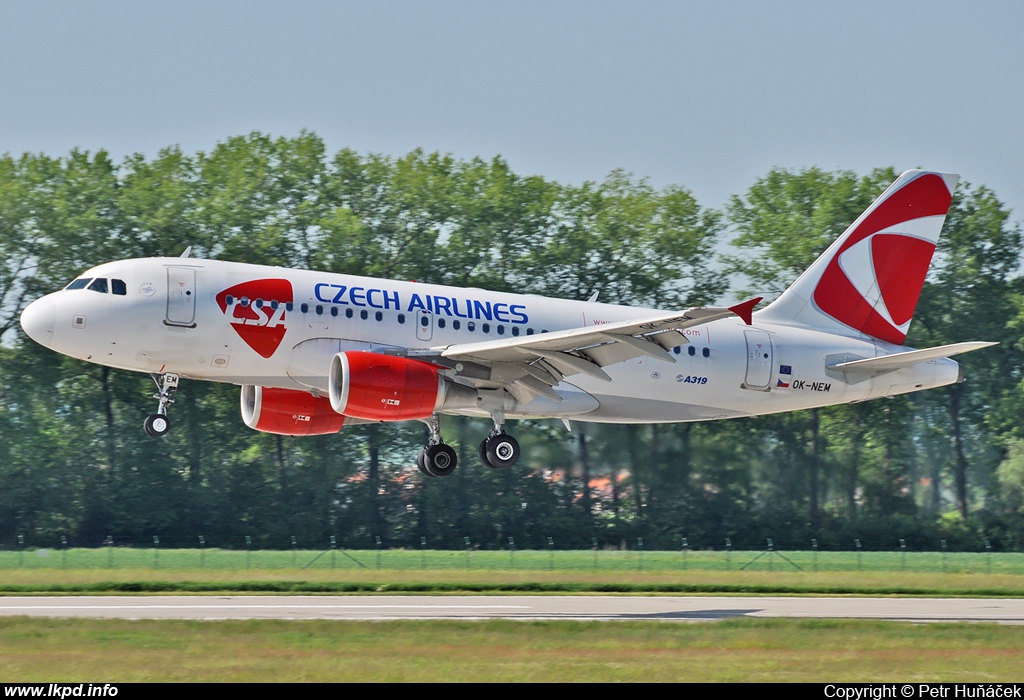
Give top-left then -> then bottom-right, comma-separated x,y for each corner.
812,173 -> 951,345
215,279 -> 293,358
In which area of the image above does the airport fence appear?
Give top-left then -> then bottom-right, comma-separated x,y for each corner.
0,535 -> 1021,574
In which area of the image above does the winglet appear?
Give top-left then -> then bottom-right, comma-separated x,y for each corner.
728,297 -> 762,325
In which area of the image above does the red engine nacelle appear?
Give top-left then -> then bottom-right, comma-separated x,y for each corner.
240,385 -> 347,436
329,351 -> 445,421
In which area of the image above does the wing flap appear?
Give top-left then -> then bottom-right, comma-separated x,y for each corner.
439,304 -> 749,367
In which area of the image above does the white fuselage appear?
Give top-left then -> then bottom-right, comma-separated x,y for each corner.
23,257 -> 962,423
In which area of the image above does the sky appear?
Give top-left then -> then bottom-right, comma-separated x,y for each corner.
1,0 -> 1021,222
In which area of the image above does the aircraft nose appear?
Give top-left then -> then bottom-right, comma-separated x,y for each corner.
20,296 -> 56,347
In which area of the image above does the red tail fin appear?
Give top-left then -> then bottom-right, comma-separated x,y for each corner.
758,170 -> 958,345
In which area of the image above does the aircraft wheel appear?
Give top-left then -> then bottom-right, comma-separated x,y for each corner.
485,433 -> 520,469
416,448 -> 434,477
478,439 -> 490,467
424,444 -> 458,477
144,414 -> 170,437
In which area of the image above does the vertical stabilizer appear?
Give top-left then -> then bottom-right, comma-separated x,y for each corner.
757,170 -> 958,345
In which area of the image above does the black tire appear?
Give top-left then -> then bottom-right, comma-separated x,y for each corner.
485,433 -> 520,469
478,439 -> 490,467
416,448 -> 433,477
424,444 -> 458,477
144,414 -> 170,437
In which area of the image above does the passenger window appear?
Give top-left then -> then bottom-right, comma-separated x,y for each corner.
360,310 -> 368,320
702,347 -> 710,358
65,278 -> 91,290
688,346 -> 696,356
111,279 -> 127,295
330,307 -> 338,317
225,295 -> 234,305
286,302 -> 294,312
526,328 -> 534,335
497,325 -> 505,335
438,318 -> 446,329
512,326 -> 520,336
452,320 -> 460,330
398,314 -> 406,324
300,303 -> 308,313
345,308 -> 353,318
315,305 -> 323,315
467,322 -> 476,332
271,300 -> 279,310
375,311 -> 383,322
87,278 -> 108,294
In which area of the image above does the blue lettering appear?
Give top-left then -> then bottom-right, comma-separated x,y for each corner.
473,300 -> 493,321
383,290 -> 400,310
493,303 -> 510,322
450,298 -> 470,318
434,296 -> 453,316
350,287 -> 366,306
332,285 -> 348,304
408,294 -> 428,313
510,304 -> 528,324
366,289 -> 383,308
314,283 -> 333,303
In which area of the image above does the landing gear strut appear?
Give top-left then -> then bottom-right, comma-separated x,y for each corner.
417,413 -> 458,478
479,410 -> 520,469
144,373 -> 179,437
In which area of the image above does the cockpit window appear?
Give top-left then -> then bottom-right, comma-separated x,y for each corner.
111,279 -> 127,296
65,278 -> 91,290
87,278 -> 108,293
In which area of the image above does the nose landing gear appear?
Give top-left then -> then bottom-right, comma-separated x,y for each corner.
144,373 -> 179,437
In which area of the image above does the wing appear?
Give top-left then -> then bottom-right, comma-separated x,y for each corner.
419,298 -> 761,404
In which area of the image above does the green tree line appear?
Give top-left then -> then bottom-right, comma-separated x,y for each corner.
1,131 -> 1022,551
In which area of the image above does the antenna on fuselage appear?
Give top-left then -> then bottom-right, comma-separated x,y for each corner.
179,246 -> 193,259
586,291 -> 599,303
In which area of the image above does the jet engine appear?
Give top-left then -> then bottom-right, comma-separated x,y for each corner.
240,385 -> 347,436
328,351 -> 476,421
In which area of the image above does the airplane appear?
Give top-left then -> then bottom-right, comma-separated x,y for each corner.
19,169 -> 995,477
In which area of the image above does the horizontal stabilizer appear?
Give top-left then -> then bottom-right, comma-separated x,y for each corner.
827,341 -> 997,374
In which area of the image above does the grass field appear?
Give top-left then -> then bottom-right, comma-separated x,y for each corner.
3,549 -> 1023,682
1,617 -> 1022,682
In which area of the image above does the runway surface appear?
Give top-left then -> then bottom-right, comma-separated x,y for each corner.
1,595 -> 1023,623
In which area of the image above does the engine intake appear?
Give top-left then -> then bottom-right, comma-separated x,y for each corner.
241,385 -> 346,436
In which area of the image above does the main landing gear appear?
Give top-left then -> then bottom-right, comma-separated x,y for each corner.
479,431 -> 520,469
417,414 -> 458,478
479,408 -> 520,469
416,412 -> 522,478
144,373 -> 179,437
